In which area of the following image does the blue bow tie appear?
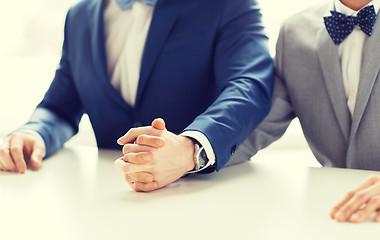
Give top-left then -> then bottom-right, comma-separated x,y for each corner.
114,0 -> 157,10
324,5 -> 377,45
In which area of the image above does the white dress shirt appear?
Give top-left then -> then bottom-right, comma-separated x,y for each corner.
104,0 -> 215,170
334,0 -> 380,116
104,0 -> 153,107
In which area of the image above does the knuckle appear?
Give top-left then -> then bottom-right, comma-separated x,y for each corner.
124,174 -> 132,182
3,163 -> 15,171
140,173 -> 152,182
146,152 -> 153,161
123,144 -> 134,154
341,205 -> 354,214
136,135 -> 146,144
9,145 -> 21,154
355,191 -> 368,201
346,190 -> 356,198
146,161 -> 156,171
34,152 -> 44,159
123,164 -> 131,173
137,152 -> 148,162
128,128 -> 137,136
369,175 -> 380,182
134,153 -> 143,162
0,147 -> 9,156
369,196 -> 380,205
123,154 -> 131,163
122,145 -> 128,155
128,153 -> 138,163
139,184 -> 153,192
137,174 -> 148,182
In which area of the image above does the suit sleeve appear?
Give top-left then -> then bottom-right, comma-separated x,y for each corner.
229,23 -> 297,162
183,0 -> 274,170
19,9 -> 84,157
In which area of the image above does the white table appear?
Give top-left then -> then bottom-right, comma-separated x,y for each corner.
1,146 -> 379,240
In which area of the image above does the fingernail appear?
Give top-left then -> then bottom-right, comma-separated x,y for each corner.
157,140 -> 164,147
336,212 -> 346,222
146,177 -> 153,182
350,214 -> 359,222
330,209 -> 337,219
33,158 -> 41,164
117,137 -> 124,143
144,154 -> 150,161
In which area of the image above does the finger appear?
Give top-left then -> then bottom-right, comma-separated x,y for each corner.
9,136 -> 27,173
0,138 -> 17,172
136,135 -> 165,148
331,177 -> 378,219
330,191 -> 355,219
349,196 -> 380,223
123,152 -> 152,164
124,175 -> 136,189
374,211 -> 380,222
152,118 -> 166,130
117,126 -> 163,145
114,158 -> 149,174
122,143 -> 156,155
133,181 -> 159,192
114,158 -> 127,173
334,188 -> 376,222
30,143 -> 45,169
0,160 -> 6,171
124,175 -> 159,192
127,172 -> 154,183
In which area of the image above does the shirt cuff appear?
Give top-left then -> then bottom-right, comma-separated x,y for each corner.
180,130 -> 216,170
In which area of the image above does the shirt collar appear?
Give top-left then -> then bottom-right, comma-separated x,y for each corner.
334,0 -> 380,16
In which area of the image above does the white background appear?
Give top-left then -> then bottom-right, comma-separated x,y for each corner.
0,0 -> 327,166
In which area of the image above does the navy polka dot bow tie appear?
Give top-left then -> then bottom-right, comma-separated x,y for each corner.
324,5 -> 377,45
114,0 -> 157,10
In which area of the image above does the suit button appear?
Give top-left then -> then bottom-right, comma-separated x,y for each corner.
133,121 -> 142,128
231,145 -> 237,155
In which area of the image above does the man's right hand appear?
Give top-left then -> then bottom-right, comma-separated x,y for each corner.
0,131 -> 46,173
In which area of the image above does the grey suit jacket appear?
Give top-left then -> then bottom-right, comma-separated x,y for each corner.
229,2 -> 380,170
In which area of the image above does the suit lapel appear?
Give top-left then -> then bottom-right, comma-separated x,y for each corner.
350,16 -> 380,141
135,0 -> 184,105
317,26 -> 352,141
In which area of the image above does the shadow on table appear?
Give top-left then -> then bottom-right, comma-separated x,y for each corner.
118,160 -> 256,202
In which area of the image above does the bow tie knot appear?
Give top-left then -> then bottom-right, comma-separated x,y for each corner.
324,5 -> 377,45
114,0 -> 157,10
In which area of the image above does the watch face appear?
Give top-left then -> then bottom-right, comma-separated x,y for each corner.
198,147 -> 208,168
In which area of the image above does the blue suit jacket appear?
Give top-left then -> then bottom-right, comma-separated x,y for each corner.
23,0 -> 273,170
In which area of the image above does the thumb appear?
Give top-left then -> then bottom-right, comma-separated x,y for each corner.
30,144 -> 45,169
152,118 -> 166,130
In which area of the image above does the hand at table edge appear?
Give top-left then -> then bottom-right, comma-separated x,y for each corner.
330,175 -> 380,223
0,131 -> 45,173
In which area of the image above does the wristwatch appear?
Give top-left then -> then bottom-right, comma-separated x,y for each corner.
188,140 -> 210,173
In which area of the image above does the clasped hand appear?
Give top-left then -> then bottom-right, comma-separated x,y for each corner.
114,118 -> 195,192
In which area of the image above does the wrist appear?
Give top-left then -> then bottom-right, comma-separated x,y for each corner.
186,137 -> 213,174
183,136 -> 196,172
